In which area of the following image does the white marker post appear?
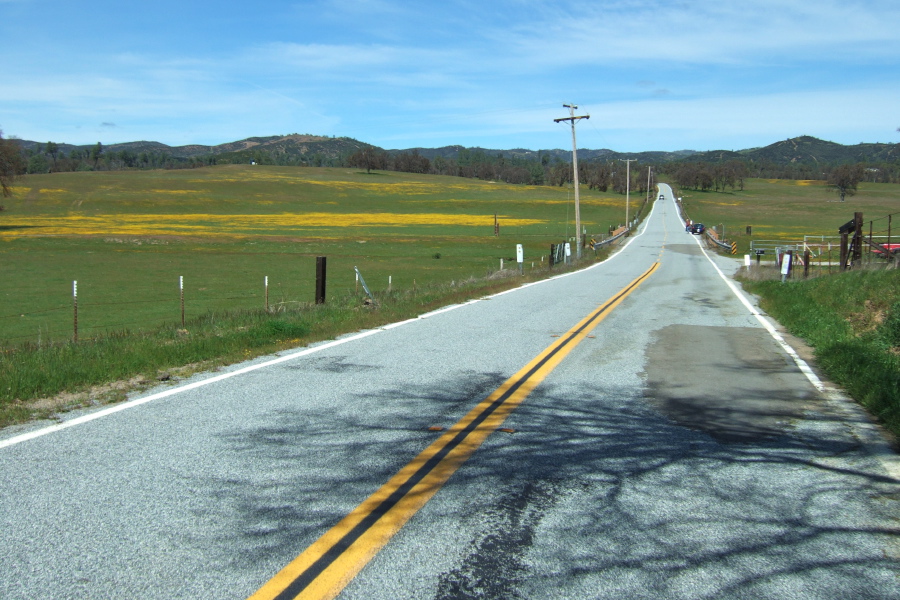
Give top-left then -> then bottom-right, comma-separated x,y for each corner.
73,280 -> 78,342
265,276 -> 269,312
780,251 -> 792,283
179,276 -> 184,327
516,244 -> 524,275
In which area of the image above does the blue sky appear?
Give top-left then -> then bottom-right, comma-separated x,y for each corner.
1,0 -> 898,152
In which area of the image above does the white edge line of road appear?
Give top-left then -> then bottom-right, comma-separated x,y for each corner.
693,234 -> 826,393
679,196 -> 900,481
0,197 -> 659,451
671,187 -> 825,390
0,328 -> 381,450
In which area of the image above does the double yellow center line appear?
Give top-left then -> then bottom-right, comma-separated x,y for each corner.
250,261 -> 660,600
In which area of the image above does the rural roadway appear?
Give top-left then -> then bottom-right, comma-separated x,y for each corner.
1,185 -> 898,599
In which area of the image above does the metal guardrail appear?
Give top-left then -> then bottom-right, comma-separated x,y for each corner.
592,227 -> 630,249
705,230 -> 731,251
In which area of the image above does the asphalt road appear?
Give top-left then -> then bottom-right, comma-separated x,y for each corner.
1,185 -> 898,599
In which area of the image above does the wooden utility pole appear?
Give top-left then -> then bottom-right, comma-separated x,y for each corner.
620,159 -> 636,228
554,104 -> 590,259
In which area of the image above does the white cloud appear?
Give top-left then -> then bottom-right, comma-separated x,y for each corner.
249,42 -> 400,71
487,0 -> 900,67
586,86 -> 900,150
2,0 -> 898,150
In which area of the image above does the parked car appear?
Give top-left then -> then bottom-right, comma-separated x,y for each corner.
690,223 -> 705,234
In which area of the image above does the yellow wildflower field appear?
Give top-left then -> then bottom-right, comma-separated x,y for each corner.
187,173 -> 478,196
0,212 -> 546,238
0,166 -> 636,346
764,179 -> 826,187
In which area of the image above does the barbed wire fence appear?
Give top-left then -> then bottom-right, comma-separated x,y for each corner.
0,276 -> 288,347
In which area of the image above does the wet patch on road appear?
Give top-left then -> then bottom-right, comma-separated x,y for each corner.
667,243 -> 705,255
643,325 -> 818,443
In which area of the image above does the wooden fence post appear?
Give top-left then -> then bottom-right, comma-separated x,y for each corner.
840,233 -> 849,271
315,257 -> 327,304
851,212 -> 863,267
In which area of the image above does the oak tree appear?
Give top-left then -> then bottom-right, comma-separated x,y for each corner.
0,131 -> 26,198
828,163 -> 865,202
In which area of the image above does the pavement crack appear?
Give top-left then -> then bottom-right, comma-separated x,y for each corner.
433,479 -> 562,600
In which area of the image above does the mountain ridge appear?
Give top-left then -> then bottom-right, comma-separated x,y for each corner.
12,134 -> 900,166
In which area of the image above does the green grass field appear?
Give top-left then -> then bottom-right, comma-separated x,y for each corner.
2,168 -> 898,436
1,165 -> 641,346
677,178 -> 900,255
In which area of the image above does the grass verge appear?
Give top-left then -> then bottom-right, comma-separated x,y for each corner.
0,256 -> 603,429
738,266 -> 900,440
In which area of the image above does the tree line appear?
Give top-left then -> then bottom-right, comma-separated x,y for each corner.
18,141 -> 216,174
348,147 -> 548,185
347,147 -> 664,194
2,131 -> 898,205
729,158 -> 900,184
666,160 -> 875,201
665,161 -> 751,192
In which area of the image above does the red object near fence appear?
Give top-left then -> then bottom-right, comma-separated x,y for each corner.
873,243 -> 900,256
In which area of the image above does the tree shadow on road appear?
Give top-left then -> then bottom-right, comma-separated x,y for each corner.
207,370 -> 899,599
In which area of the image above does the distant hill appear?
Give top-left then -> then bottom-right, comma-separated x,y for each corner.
394,145 -> 698,164
683,135 -> 900,166
13,134 -> 900,168
201,134 -> 373,162
14,134 -> 373,162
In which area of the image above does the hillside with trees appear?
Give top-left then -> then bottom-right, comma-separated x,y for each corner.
681,136 -> 900,182
5,134 -> 900,197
